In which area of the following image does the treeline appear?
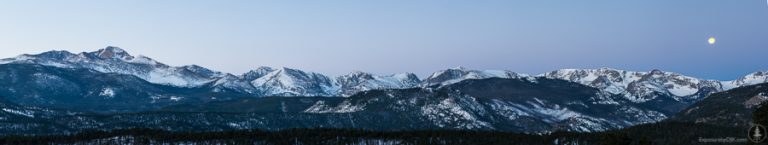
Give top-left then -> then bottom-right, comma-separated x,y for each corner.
0,124 -> 741,145
1,103 -> 764,145
756,101 -> 768,126
0,128 -> 554,145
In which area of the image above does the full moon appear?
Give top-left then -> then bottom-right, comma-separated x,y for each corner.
708,37 -> 716,45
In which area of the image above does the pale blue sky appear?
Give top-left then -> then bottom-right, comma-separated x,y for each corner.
0,0 -> 766,80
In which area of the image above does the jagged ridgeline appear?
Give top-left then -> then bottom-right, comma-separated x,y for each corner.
0,46 -> 766,135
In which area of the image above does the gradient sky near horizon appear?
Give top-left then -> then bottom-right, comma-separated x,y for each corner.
1,0 -> 766,80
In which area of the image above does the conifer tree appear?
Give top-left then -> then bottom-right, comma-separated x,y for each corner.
756,102 -> 768,126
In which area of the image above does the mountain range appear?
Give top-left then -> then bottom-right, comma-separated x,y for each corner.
0,46 -> 766,135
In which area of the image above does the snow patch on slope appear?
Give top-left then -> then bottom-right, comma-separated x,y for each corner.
2,108 -> 34,118
421,98 -> 491,129
147,68 -> 214,87
509,98 -> 583,123
304,100 -> 364,113
99,88 -> 116,98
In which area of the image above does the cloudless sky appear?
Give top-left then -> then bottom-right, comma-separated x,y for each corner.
0,0 -> 766,80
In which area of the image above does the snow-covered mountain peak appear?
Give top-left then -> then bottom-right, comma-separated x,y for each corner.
392,72 -> 420,81
91,46 -> 134,60
649,69 -> 665,75
344,71 -> 375,80
735,71 -> 768,84
32,50 -> 78,60
422,67 -> 527,87
276,67 -> 316,77
542,68 -> 721,103
125,55 -> 163,66
241,66 -> 276,80
0,46 -> 221,88
335,71 -> 422,96
542,68 -> 642,85
428,67 -> 471,78
426,67 -> 464,80
255,66 -> 275,72
182,65 -> 224,78
4,46 -> 768,100
452,66 -> 468,70
251,67 -> 339,96
723,71 -> 768,90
